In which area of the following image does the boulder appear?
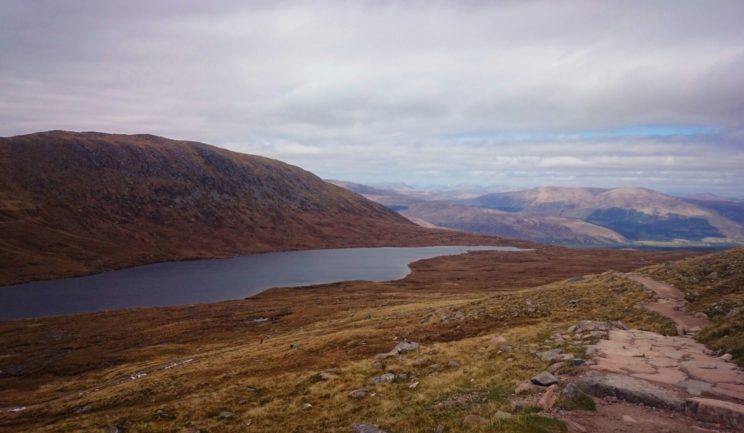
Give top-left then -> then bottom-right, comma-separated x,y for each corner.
531,371 -> 558,387
369,373 -> 396,385
318,372 -> 337,381
215,411 -> 237,421
534,349 -> 564,363
560,383 -> 583,400
547,362 -> 565,374
394,341 -> 420,354
577,373 -> 684,411
686,397 -> 744,429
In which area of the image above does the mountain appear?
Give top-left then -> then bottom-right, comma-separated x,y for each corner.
0,131 -> 501,285
332,182 -> 744,246
465,187 -> 744,243
682,197 -> 744,228
401,201 -> 627,245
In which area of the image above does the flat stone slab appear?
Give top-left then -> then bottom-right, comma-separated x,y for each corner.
632,368 -> 687,386
686,397 -> 744,429
681,361 -> 743,384
706,385 -> 744,403
578,373 -> 685,411
677,379 -> 712,396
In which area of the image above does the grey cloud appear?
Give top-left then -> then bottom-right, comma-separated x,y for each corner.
1,1 -> 743,194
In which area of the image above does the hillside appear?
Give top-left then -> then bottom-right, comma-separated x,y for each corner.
0,131 -> 503,285
0,244 -> 698,433
641,247 -> 744,366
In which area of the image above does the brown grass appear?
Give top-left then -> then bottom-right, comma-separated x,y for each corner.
0,246 -> 697,432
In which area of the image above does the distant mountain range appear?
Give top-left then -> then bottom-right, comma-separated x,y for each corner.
329,182 -> 744,247
0,131 -> 499,285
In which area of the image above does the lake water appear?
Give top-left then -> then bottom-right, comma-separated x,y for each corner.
0,246 -> 527,320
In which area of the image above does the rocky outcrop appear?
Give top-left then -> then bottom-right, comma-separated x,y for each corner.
577,373 -> 685,411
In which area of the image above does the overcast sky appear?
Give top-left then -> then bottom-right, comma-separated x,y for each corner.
2,1 -> 743,195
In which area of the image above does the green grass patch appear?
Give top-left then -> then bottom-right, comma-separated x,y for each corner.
555,393 -> 596,411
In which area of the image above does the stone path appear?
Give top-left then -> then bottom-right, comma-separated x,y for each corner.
575,274 -> 744,431
626,273 -> 710,335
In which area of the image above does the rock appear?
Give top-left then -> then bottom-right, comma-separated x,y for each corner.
411,358 -> 431,367
393,341 -> 420,354
575,320 -> 613,333
677,379 -> 712,396
155,409 -> 176,420
289,342 -> 300,349
492,410 -> 513,420
725,307 -> 741,319
319,372 -> 337,381
372,361 -> 385,370
571,358 -> 585,367
547,362 -> 565,374
75,405 -> 93,414
376,341 -> 420,359
462,414 -> 489,425
539,386 -> 559,411
352,423 -> 388,433
433,425 -> 445,433
447,360 -> 460,368
621,415 -> 636,424
535,349 -> 564,363
216,411 -> 237,420
105,426 -> 123,433
560,383 -> 583,400
706,271 -> 718,280
348,388 -> 369,399
694,312 -> 709,320
577,373 -> 685,411
515,381 -> 540,394
369,373 -> 396,384
720,353 -> 733,361
302,402 -> 313,410
531,371 -> 559,387
686,397 -> 744,429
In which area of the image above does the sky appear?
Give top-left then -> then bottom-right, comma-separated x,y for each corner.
1,1 -> 744,196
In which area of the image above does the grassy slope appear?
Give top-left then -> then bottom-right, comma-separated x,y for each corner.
0,131 -> 509,285
641,247 -> 744,366
0,247 -> 690,433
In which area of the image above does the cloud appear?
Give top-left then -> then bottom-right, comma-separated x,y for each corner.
1,1 -> 743,194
